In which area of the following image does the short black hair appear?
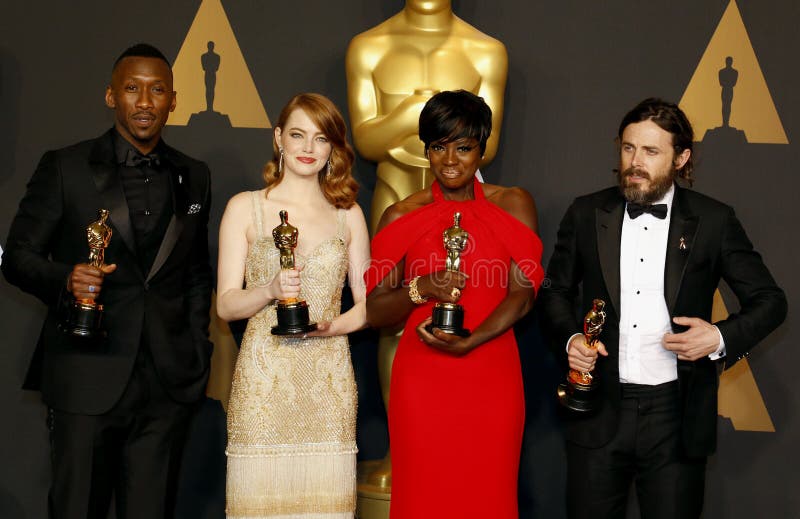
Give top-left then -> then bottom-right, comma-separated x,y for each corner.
419,90 -> 492,156
112,43 -> 171,72
618,97 -> 695,184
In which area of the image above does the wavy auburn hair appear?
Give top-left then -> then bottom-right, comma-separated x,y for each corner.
263,93 -> 358,208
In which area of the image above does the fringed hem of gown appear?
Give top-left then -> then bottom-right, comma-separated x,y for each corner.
226,444 -> 357,518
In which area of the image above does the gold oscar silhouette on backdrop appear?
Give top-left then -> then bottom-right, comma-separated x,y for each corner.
719,56 -> 738,129
187,40 -> 232,128
202,41 -> 221,113
346,1 -> 507,515
702,55 -> 746,144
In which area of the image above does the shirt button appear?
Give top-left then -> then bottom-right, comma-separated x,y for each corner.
633,324 -> 638,328
636,290 -> 640,294
640,258 -> 644,262
644,226 -> 648,230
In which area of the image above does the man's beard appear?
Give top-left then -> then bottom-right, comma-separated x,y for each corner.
617,166 -> 675,204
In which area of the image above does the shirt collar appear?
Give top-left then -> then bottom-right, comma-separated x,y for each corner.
111,128 -> 165,165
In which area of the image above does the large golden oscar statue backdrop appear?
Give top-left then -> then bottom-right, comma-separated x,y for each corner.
346,1 -> 507,515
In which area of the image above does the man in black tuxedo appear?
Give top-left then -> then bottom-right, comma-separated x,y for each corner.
540,98 -> 786,518
2,43 -> 213,518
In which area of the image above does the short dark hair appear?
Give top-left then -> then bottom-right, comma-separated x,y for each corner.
419,90 -> 492,156
618,97 -> 695,184
113,43 -> 171,72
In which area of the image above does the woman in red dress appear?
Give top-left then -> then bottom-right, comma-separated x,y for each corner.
365,90 -> 544,518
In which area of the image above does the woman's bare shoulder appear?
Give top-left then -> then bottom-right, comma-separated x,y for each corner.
223,190 -> 261,214
483,184 -> 538,231
376,188 -> 433,232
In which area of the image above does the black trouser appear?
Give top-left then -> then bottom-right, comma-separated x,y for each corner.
566,381 -> 706,519
48,349 -> 195,519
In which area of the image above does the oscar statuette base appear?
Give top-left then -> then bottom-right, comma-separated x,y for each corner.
425,302 -> 470,337
63,301 -> 106,339
271,300 -> 317,336
557,380 -> 598,413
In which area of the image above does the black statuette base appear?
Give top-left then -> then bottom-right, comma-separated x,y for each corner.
271,300 -> 317,336
425,302 -> 470,337
63,301 -> 106,339
557,381 -> 599,413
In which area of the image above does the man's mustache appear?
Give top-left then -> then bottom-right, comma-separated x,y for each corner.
621,167 -> 650,180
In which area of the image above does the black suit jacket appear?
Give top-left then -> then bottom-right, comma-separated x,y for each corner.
539,185 -> 786,458
2,130 -> 213,415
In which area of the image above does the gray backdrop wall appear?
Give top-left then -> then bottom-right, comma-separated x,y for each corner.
0,1 -> 796,517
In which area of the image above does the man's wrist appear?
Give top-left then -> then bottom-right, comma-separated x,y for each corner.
566,332 -> 583,353
709,325 -> 726,360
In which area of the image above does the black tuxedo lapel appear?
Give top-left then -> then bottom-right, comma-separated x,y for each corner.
146,149 -> 190,283
664,186 -> 699,313
88,133 -> 137,258
596,192 -> 625,319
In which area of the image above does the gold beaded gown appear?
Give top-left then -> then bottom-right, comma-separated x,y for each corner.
226,192 -> 357,518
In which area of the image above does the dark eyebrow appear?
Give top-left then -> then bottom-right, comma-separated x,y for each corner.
620,141 -> 661,153
288,127 -> 327,138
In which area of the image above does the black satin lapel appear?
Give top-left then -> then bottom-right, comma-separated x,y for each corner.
146,215 -> 182,283
91,162 -> 137,256
596,203 -> 624,319
145,166 -> 188,282
665,190 -> 699,312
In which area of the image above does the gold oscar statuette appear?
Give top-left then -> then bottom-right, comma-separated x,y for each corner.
425,212 -> 470,337
64,208 -> 112,338
557,299 -> 607,412
270,210 -> 317,335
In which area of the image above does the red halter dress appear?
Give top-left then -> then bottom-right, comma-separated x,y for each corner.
366,178 -> 544,518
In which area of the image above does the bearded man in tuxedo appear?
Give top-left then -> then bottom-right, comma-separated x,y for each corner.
540,97 -> 786,519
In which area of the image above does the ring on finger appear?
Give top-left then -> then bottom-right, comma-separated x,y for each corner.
450,287 -> 461,299
88,285 -> 96,293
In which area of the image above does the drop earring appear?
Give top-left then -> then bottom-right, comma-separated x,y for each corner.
278,147 -> 284,173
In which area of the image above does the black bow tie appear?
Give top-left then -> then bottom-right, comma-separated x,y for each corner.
125,149 -> 161,168
626,202 -> 668,219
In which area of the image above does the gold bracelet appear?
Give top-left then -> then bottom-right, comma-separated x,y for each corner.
408,276 -> 428,304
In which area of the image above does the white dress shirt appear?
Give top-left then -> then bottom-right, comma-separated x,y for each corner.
619,186 -> 677,384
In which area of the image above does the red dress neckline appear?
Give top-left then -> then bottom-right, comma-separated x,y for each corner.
431,176 -> 485,202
